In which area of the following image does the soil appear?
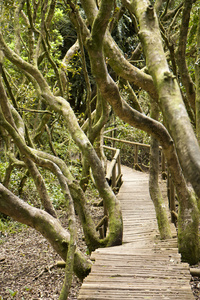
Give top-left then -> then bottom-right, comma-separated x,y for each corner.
1,180 -> 200,299
0,214 -> 88,300
191,276 -> 200,299
1,224 -> 73,300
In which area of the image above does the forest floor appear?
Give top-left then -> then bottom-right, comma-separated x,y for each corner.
0,179 -> 200,299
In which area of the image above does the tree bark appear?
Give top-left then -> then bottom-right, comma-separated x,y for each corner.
149,101 -> 172,240
129,0 -> 200,263
176,0 -> 196,113
129,0 -> 200,199
196,8 -> 200,143
57,161 -> 77,300
80,0 -> 158,101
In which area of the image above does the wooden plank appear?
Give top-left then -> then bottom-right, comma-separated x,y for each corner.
78,167 -> 194,300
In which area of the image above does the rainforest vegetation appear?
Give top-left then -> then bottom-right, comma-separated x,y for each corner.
0,0 -> 200,298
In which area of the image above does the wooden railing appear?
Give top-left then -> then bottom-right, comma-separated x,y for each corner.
103,131 -> 176,224
104,135 -> 151,170
103,145 -> 123,192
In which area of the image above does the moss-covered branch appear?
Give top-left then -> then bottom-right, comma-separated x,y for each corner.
80,0 -> 158,100
0,183 -> 91,280
195,8 -> 200,143
149,101 -> 172,240
0,29 -> 123,248
129,0 -> 200,198
129,0 -> 200,263
176,0 -> 196,113
83,0 -> 200,263
0,79 -> 57,218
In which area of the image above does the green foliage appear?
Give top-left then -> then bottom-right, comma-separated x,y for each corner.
111,11 -> 138,57
43,171 -> 65,209
53,8 -> 64,23
0,162 -> 8,183
0,217 -> 26,241
57,13 -> 77,55
7,289 -> 17,297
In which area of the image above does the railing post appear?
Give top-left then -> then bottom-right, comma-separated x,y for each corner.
112,163 -> 116,189
167,170 -> 176,224
102,146 -> 122,237
103,136 -> 178,228
134,144 -> 138,168
111,128 -> 116,148
161,150 -> 166,179
167,169 -> 171,208
117,154 -> 122,186
170,180 -> 176,224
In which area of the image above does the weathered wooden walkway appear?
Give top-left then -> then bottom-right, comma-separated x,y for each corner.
78,165 -> 194,299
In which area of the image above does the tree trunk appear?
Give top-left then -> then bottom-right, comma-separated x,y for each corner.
196,8 -> 200,143
58,166 -> 77,300
31,148 -> 102,252
149,102 -> 172,240
176,0 -> 195,113
129,0 -> 200,263
129,0 -> 200,199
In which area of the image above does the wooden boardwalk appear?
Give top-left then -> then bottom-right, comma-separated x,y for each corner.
78,165 -> 194,299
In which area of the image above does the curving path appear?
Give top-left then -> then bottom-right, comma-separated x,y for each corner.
78,165 -> 194,299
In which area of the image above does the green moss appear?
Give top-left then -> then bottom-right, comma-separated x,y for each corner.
74,251 -> 92,280
155,205 -> 172,240
178,206 -> 199,265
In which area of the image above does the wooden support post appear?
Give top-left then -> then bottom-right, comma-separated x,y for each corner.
167,169 -> 171,209
103,219 -> 108,238
161,150 -> 167,179
134,144 -> 138,168
112,162 -> 116,189
170,179 -> 176,224
111,128 -> 116,148
117,155 -> 122,186
161,150 -> 165,172
96,216 -> 109,239
167,170 -> 176,224
99,227 -> 104,239
96,216 -> 108,231
117,155 -> 121,177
